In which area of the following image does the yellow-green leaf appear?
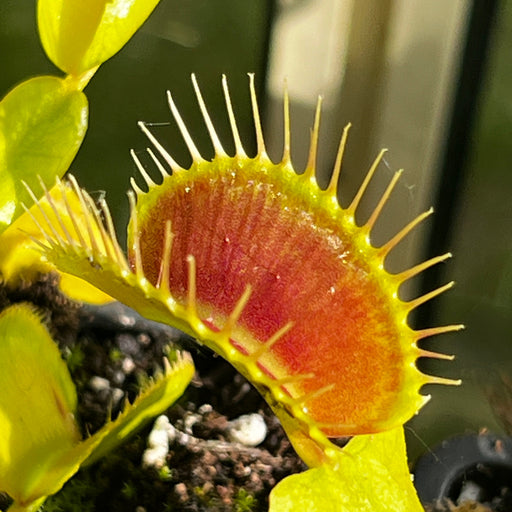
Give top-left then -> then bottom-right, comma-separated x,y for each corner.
0,76 -> 87,234
38,0 -> 162,75
0,181 -> 113,305
0,304 -> 80,507
269,427 -> 424,512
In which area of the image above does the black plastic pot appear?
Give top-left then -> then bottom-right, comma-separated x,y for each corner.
413,431 -> 512,508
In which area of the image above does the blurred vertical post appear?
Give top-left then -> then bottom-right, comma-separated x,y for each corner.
264,0 -> 469,278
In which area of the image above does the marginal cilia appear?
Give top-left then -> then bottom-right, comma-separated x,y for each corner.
26,74 -> 462,466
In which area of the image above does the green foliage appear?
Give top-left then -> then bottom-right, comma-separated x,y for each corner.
109,347 -> 123,363
38,0 -> 161,75
269,427 -> 424,512
120,481 -> 137,501
157,466 -> 174,482
63,345 -> 85,373
0,77 -> 87,234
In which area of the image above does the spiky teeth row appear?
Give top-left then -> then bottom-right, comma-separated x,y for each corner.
26,75 -> 461,455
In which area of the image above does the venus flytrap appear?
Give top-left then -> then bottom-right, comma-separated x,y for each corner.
27,75 -> 462,510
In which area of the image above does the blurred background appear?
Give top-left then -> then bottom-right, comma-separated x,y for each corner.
1,0 -> 511,461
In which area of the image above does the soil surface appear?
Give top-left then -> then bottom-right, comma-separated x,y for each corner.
1,274 -> 509,511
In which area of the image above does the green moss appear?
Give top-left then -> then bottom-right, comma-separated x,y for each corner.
42,473 -> 95,512
157,466 -> 174,482
109,347 -> 123,363
120,481 -> 137,501
63,344 -> 84,372
192,485 -> 220,509
234,489 -> 258,512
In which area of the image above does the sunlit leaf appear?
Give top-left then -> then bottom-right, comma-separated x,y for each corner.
0,76 -> 87,234
0,304 -> 80,507
269,427 -> 424,512
38,0 -> 162,75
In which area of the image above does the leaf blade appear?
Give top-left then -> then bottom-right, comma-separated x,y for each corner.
0,76 -> 88,233
38,0 -> 162,75
0,304 -> 80,505
269,427 -> 424,512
